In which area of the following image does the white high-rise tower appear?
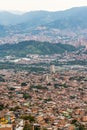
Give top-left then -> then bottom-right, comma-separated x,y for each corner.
50,65 -> 55,73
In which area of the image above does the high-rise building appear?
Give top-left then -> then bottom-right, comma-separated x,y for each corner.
50,65 -> 55,73
45,74 -> 49,82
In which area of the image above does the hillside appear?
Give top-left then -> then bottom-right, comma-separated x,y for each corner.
8,7 -> 87,31
0,7 -> 87,28
0,40 -> 76,57
0,7 -> 87,46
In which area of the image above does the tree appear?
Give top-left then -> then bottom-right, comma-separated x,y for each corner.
0,104 -> 4,110
23,124 -> 32,130
21,82 -> 27,86
21,115 -> 35,123
23,93 -> 31,99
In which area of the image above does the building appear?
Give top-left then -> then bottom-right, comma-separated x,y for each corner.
50,65 -> 55,73
0,124 -> 13,130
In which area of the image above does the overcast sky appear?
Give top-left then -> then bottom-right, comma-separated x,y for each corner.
0,0 -> 87,12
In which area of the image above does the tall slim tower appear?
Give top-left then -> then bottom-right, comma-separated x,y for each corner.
50,65 -> 55,73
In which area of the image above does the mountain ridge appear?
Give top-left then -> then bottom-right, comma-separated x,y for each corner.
0,6 -> 87,46
0,6 -> 87,26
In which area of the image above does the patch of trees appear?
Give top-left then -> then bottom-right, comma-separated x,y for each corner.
0,104 -> 4,110
21,115 -> 35,123
71,119 -> 86,130
23,93 -> 31,99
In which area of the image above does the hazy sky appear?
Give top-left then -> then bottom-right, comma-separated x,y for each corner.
0,0 -> 87,12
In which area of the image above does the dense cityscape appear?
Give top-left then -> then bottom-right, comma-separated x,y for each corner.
0,3 -> 87,130
0,51 -> 87,130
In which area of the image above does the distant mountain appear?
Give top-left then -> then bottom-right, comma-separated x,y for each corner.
46,7 -> 87,29
0,10 -> 54,26
0,7 -> 87,45
0,40 -> 76,57
0,7 -> 87,27
0,11 -> 21,25
9,10 -> 24,15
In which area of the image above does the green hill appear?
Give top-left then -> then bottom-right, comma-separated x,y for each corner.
0,40 -> 76,57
